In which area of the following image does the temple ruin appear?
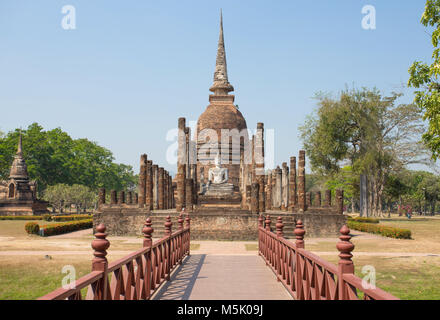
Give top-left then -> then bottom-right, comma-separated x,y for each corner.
94,13 -> 346,239
0,134 -> 48,216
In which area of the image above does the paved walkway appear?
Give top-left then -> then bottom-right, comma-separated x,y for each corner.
153,254 -> 292,300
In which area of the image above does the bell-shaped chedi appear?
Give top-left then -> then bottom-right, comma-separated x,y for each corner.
9,134 -> 29,181
0,133 -> 48,216
196,11 -> 249,189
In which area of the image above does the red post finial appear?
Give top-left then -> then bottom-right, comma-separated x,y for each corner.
265,215 -> 271,232
92,224 -> 110,271
294,219 -> 305,248
142,218 -> 154,247
185,212 -> 191,229
258,214 -> 264,228
165,215 -> 172,236
336,225 -> 355,274
276,217 -> 284,238
178,212 -> 184,230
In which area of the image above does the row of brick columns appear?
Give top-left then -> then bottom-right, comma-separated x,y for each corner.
138,154 -> 174,210
247,149 -> 344,215
98,154 -> 175,210
176,118 -> 196,212
98,189 -> 139,206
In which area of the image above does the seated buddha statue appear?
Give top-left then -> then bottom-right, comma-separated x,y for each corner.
208,155 -> 228,184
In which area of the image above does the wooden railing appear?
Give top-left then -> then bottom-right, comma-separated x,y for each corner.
258,215 -> 399,300
38,213 -> 190,300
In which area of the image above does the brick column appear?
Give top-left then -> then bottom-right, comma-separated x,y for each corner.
281,162 -> 289,211
158,167 -> 164,209
255,123 -> 265,213
251,182 -> 260,214
127,191 -> 133,204
98,188 -> 105,207
169,175 -> 173,208
146,160 -> 153,210
336,189 -> 344,214
306,192 -> 312,208
324,190 -> 332,207
152,165 -> 159,210
110,190 -> 117,205
265,171 -> 272,211
274,166 -> 282,209
315,191 -> 321,207
185,178 -> 193,212
118,191 -> 125,204
163,170 -> 168,210
246,185 -> 251,210
298,150 -> 306,212
177,164 -> 186,212
177,117 -> 187,212
138,154 -> 147,208
289,156 -> 297,210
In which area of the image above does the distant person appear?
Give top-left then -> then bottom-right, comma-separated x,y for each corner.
406,205 -> 412,219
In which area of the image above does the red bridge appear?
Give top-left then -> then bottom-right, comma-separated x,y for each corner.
38,213 -> 398,300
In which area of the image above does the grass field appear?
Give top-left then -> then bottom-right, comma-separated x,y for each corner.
0,215 -> 439,300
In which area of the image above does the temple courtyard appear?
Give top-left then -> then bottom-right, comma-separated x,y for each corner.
0,215 -> 439,300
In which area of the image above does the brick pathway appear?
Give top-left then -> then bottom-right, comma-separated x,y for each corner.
152,254 -> 292,300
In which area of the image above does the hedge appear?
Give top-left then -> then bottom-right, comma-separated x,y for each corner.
39,219 -> 93,237
51,214 -> 93,222
347,220 -> 411,239
25,222 -> 40,234
0,216 -> 43,220
346,216 -> 380,224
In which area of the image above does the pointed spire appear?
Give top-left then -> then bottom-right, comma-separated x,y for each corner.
210,9 -> 234,95
17,131 -> 23,156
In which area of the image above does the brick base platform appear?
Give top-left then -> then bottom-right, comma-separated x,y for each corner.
93,205 -> 346,240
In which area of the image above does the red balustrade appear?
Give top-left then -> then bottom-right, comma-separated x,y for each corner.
258,215 -> 399,300
38,212 -> 191,300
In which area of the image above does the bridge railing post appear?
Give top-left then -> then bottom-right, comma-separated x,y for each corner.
258,214 -> 264,256
185,212 -> 191,256
164,216 -> 172,280
264,215 -> 271,265
294,219 -> 305,299
142,218 -> 153,299
276,217 -> 284,281
178,212 -> 184,264
337,225 -> 355,300
90,224 -> 110,300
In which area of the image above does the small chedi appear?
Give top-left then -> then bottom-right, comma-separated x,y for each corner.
0,135 -> 48,216
94,13 -> 346,240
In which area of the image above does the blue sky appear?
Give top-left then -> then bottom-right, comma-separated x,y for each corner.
0,0 -> 433,174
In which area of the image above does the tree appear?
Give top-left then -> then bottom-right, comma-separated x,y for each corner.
43,184 -> 69,213
43,184 -> 97,214
0,123 -> 137,195
325,166 -> 359,212
300,88 -> 427,216
66,184 -> 97,214
408,0 -> 440,159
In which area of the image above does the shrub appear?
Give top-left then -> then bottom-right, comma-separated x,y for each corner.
347,216 -> 380,224
51,214 -> 93,222
0,216 -> 42,220
25,222 -> 40,235
39,219 -> 93,237
347,220 -> 411,239
43,214 -> 52,221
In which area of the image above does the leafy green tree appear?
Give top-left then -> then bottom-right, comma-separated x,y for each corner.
43,184 -> 69,213
300,88 -> 427,216
66,184 -> 97,214
0,123 -> 136,195
408,0 -> 440,159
